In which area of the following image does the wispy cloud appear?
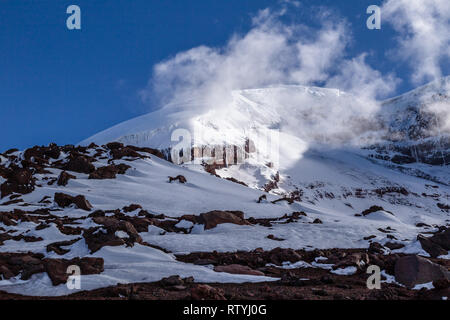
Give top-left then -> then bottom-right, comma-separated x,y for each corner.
382,0 -> 450,84
140,5 -> 398,109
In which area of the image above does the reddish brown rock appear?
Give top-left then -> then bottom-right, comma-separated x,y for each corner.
57,171 -> 76,186
83,227 -> 125,253
44,257 -> 104,286
62,156 -> 95,174
88,164 -> 131,179
54,193 -> 93,211
168,175 -> 187,184
394,255 -> 450,288
106,142 -> 124,150
46,238 -> 82,255
190,284 -> 226,300
214,264 -> 265,276
110,147 -> 142,160
126,145 -> 165,159
428,227 -> 450,251
384,242 -> 405,250
84,216 -> 143,253
361,205 -> 385,216
257,195 -> 267,203
0,166 -> 35,198
417,234 -> 447,258
123,204 -> 142,213
199,210 -> 249,230
332,252 -> 369,271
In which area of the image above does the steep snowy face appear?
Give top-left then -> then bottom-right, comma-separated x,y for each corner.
366,76 -> 450,168
82,85 -> 382,170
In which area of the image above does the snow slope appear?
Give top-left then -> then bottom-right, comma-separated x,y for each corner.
1,78 -> 449,296
0,144 -> 448,296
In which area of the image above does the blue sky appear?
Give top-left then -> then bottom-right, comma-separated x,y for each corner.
0,0 -> 448,151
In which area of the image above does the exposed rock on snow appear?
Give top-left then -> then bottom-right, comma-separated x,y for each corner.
394,255 -> 450,288
54,193 -> 93,211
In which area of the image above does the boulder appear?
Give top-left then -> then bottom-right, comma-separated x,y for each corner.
214,264 -> 265,276
428,228 -> 450,250
85,217 -> 143,253
394,255 -> 450,288
126,145 -> 165,159
417,234 -> 447,258
88,164 -> 131,179
62,156 -> 95,174
54,193 -> 93,211
83,227 -> 125,253
44,257 -> 104,286
106,142 -> 124,150
384,242 -> 405,250
361,205 -> 384,216
57,171 -> 76,186
190,284 -> 226,300
160,275 -> 184,287
199,210 -> 249,230
168,175 -> 187,183
332,252 -> 369,271
0,167 -> 35,198
110,147 -> 142,160
122,204 -> 142,213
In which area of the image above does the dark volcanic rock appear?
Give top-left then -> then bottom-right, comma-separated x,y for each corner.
57,171 -> 76,186
83,216 -> 143,253
361,205 -> 385,216
191,284 -> 226,300
126,145 -> 165,159
54,193 -> 93,211
106,142 -> 124,150
0,166 -> 35,198
0,253 -> 103,286
384,242 -> 405,250
62,156 -> 95,174
214,264 -> 265,276
123,204 -> 142,213
88,164 -> 131,179
394,255 -> 450,288
83,227 -> 125,254
417,234 -> 448,258
199,211 -> 250,230
46,238 -> 82,255
44,257 -> 104,286
428,227 -> 450,250
168,175 -> 187,184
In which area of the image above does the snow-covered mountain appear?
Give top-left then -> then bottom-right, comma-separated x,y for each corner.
82,76 -> 450,187
364,76 -> 450,185
0,78 -> 449,298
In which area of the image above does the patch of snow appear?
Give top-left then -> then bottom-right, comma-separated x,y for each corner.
330,266 -> 357,275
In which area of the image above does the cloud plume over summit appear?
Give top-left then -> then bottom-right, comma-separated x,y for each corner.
140,6 -> 398,110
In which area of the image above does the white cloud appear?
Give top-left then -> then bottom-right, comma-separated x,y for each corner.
138,6 -> 400,151
141,7 -> 397,108
382,0 -> 450,84
326,53 -> 399,99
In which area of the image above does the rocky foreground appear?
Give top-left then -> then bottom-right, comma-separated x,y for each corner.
0,246 -> 449,300
0,143 -> 449,299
